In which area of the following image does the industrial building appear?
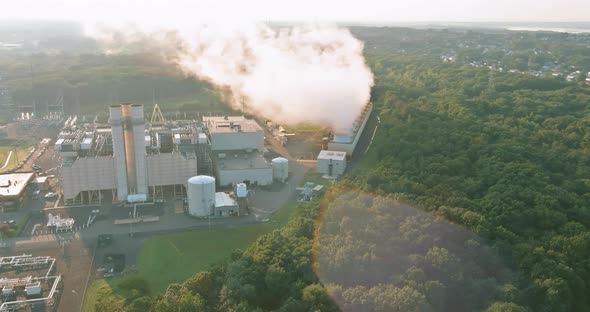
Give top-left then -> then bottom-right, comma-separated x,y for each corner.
205,115 -> 274,187
203,116 -> 273,186
203,116 -> 265,152
317,150 -> 347,178
328,102 -> 373,156
0,172 -> 35,210
215,151 -> 272,187
56,104 -> 204,205
56,104 -> 281,206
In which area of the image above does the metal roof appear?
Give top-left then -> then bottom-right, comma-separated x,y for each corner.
188,175 -> 215,185
215,192 -> 237,208
272,157 -> 289,163
204,116 -> 263,134
317,150 -> 347,161
0,172 -> 35,197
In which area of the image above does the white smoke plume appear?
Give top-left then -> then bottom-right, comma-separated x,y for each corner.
90,23 -> 374,132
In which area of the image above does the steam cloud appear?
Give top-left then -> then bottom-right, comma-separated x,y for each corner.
92,23 -> 374,132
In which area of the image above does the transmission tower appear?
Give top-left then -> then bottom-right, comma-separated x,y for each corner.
150,103 -> 165,128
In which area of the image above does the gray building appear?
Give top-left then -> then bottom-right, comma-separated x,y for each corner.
215,151 -> 272,187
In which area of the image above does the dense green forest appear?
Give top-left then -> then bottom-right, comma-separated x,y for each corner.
353,50 -> 590,311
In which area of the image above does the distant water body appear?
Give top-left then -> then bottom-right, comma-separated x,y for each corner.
505,26 -> 590,33
350,22 -> 590,34
439,22 -> 590,34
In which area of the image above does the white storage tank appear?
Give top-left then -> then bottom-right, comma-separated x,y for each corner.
272,157 -> 289,182
127,194 -> 147,203
187,175 -> 216,217
236,183 -> 248,198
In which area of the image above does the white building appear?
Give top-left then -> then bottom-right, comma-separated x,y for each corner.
317,150 -> 347,177
214,192 -> 239,216
215,151 -> 272,187
204,116 -> 264,152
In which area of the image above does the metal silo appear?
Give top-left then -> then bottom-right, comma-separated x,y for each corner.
271,157 -> 289,182
187,175 -> 216,217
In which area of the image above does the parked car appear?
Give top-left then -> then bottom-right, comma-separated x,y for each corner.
44,192 -> 57,199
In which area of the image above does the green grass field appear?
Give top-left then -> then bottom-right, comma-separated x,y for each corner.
0,145 -> 34,170
83,201 -> 301,312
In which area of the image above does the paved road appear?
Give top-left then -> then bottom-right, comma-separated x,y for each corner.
2,160 -> 309,251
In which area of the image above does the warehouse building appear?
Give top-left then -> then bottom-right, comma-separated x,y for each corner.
215,150 -> 273,187
317,150 -> 347,178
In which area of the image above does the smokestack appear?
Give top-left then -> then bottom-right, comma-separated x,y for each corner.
110,103 -> 148,201
110,104 -> 128,201
121,103 -> 137,194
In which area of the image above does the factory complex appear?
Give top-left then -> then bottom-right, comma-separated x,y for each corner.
49,101 -> 371,217
52,104 -> 285,217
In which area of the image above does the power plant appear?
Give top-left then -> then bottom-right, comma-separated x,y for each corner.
54,104 -> 288,215
53,100 -> 371,216
56,103 -> 201,205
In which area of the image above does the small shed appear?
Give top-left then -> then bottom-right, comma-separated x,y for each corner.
215,192 -> 239,217
317,150 -> 347,177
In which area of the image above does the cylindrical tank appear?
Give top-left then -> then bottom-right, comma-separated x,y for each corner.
272,157 -> 289,182
236,183 -> 248,198
187,175 -> 216,217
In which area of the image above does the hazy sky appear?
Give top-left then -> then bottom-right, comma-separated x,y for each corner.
2,0 -> 589,24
